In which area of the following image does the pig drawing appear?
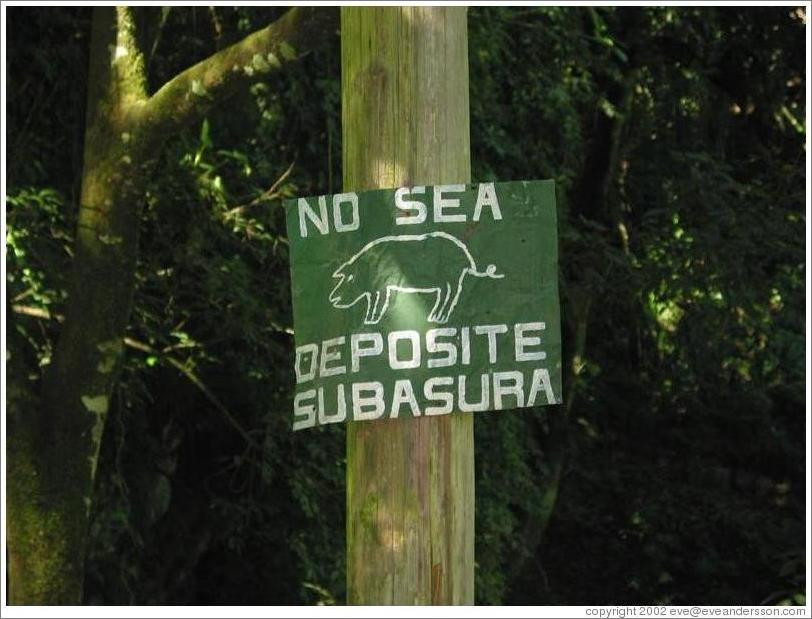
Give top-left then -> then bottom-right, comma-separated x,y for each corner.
329,231 -> 504,324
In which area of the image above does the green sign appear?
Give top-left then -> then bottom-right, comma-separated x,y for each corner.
284,180 -> 561,430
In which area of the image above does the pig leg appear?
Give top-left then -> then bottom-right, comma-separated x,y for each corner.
364,291 -> 382,324
428,287 -> 445,323
438,278 -> 465,323
367,289 -> 393,324
434,282 -> 455,323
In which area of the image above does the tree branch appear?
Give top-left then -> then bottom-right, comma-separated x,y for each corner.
140,6 -> 338,135
224,159 -> 295,219
114,6 -> 149,104
122,337 -> 261,450
10,305 -> 258,449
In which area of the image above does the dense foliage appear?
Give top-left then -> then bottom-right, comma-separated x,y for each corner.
5,6 -> 806,605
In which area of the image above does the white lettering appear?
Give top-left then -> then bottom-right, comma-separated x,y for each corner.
493,371 -> 524,409
390,379 -> 421,418
395,186 -> 427,225
318,385 -> 347,425
460,326 -> 471,365
350,333 -> 383,372
426,327 -> 457,368
293,390 -> 316,430
526,368 -> 557,406
514,322 -> 546,362
298,196 -> 329,237
433,184 -> 466,223
352,382 -> 385,421
459,374 -> 489,412
320,336 -> 346,377
333,193 -> 359,232
473,182 -> 502,221
475,324 -> 508,363
294,344 -> 318,383
388,330 -> 421,370
424,377 -> 454,415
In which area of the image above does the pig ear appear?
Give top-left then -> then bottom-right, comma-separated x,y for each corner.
332,266 -> 344,278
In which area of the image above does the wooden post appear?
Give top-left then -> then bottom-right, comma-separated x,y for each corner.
342,7 -> 475,605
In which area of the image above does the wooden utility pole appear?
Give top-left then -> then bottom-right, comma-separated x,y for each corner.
342,7 -> 475,605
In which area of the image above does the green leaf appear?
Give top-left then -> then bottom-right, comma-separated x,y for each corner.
279,41 -> 297,61
199,118 -> 212,150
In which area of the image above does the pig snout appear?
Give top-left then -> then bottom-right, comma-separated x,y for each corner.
330,269 -> 360,307
329,277 -> 344,305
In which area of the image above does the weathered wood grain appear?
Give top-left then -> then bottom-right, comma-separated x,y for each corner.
342,6 -> 475,605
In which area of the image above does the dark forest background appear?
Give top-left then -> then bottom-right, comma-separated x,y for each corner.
5,6 -> 807,605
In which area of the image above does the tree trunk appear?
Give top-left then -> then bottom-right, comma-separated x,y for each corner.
5,6 -> 338,604
6,7 -> 152,603
342,7 -> 475,605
